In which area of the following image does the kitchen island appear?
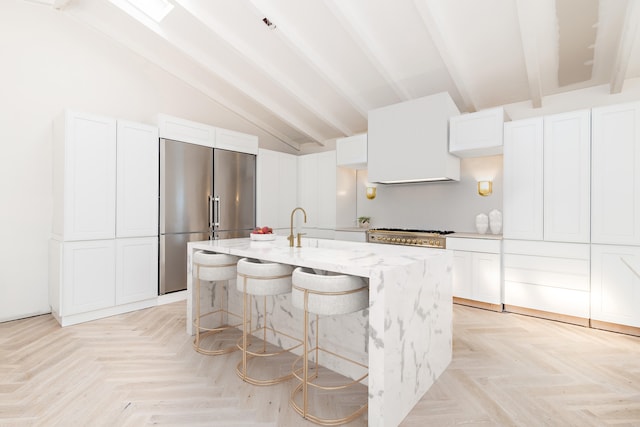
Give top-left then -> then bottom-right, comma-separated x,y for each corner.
186,237 -> 452,427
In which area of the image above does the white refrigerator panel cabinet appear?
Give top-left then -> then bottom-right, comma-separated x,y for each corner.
116,121 -> 159,238
592,102 -> 640,245
591,244 -> 640,328
503,118 -> 543,240
543,110 -> 590,243
55,111 -> 117,241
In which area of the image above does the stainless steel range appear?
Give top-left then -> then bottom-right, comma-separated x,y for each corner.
366,228 -> 454,248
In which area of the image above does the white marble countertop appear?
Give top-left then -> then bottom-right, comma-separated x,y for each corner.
191,236 -> 447,278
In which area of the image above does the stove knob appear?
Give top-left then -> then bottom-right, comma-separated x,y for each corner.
429,239 -> 435,245
401,238 -> 407,243
412,239 -> 418,244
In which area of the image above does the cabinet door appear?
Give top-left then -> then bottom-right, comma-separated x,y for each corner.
543,110 -> 590,243
116,120 -> 159,238
62,240 -> 116,315
297,154 -> 318,228
116,237 -> 158,305
449,107 -> 504,157
278,153 -> 298,229
316,151 -> 337,229
451,250 -> 472,300
336,133 -> 367,168
257,149 -> 279,227
215,127 -> 258,155
591,244 -> 640,328
503,118 -> 543,240
472,252 -> 501,304
63,111 -> 117,241
592,102 -> 640,245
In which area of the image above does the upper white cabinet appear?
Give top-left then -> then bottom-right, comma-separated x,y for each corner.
157,113 -> 215,147
53,111 -> 117,241
116,120 -> 159,238
257,149 -> 298,231
368,92 -> 460,183
336,133 -> 367,169
591,102 -> 640,245
503,118 -> 544,240
215,127 -> 258,155
297,151 -> 338,234
543,110 -> 590,243
449,107 -> 506,157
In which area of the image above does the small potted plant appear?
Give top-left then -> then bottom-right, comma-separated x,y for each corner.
357,216 -> 371,228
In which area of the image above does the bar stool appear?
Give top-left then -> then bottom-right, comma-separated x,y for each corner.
192,250 -> 241,356
289,267 -> 369,426
235,258 -> 303,386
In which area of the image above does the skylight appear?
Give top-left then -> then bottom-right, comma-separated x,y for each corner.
116,0 -> 174,23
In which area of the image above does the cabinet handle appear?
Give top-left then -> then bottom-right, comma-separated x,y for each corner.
620,257 -> 640,280
208,195 -> 213,229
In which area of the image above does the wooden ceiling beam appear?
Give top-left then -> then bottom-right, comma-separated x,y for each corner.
248,0 -> 370,120
175,0 -> 352,140
610,0 -> 640,94
515,0 -> 543,108
412,0 -> 476,113
323,0 -> 412,102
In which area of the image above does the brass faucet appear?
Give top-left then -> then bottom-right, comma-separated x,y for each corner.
288,207 -> 307,247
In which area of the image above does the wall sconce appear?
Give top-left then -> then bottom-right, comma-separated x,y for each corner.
365,182 -> 376,200
478,180 -> 493,197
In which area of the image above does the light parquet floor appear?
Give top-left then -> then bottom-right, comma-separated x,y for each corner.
1,302 -> 639,426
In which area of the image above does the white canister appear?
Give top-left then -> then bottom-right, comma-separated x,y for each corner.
489,209 -> 502,234
475,213 -> 489,234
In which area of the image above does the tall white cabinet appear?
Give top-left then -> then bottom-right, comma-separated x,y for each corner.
256,148 -> 298,233
50,110 -> 159,326
502,110 -> 591,324
590,101 -> 640,333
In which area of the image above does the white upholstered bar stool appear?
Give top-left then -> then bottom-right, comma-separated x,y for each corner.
235,258 -> 303,386
192,250 -> 241,356
290,267 -> 369,426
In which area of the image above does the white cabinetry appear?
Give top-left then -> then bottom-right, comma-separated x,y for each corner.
297,151 -> 338,238
591,244 -> 640,329
116,237 -> 158,305
503,240 -> 590,324
336,133 -> 367,169
257,149 -> 298,232
447,237 -> 502,309
215,127 -> 259,155
591,102 -> 640,245
53,111 -> 117,241
503,118 -> 544,240
116,120 -> 159,238
51,110 -> 159,326
157,113 -> 215,147
449,107 -> 506,157
543,110 -> 590,243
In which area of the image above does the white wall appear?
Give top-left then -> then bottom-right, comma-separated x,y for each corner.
0,1 -> 289,322
355,156 -> 503,232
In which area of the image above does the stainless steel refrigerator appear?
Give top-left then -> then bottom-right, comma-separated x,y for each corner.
159,138 -> 256,295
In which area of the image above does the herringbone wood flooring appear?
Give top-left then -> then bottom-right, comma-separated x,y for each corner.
1,302 -> 639,426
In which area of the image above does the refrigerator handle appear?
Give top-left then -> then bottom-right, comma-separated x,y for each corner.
208,195 -> 213,230
214,196 -> 221,227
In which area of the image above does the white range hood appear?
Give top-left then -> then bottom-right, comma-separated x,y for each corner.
367,92 -> 461,183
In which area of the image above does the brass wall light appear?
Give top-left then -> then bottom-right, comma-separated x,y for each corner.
477,180 -> 493,197
365,182 -> 376,200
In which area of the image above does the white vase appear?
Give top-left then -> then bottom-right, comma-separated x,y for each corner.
489,209 -> 502,235
475,213 -> 489,234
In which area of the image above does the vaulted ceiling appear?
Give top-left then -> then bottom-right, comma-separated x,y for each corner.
33,0 -> 640,152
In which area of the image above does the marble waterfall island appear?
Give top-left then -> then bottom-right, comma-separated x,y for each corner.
186,237 -> 453,427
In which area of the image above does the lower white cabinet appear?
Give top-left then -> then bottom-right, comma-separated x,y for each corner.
50,237 -> 158,326
591,244 -> 640,328
503,240 -> 590,322
447,237 -> 502,307
334,230 -> 367,242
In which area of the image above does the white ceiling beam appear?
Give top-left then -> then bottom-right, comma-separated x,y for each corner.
610,0 -> 640,94
412,0 -> 476,112
248,0 -> 370,120
65,2 -> 301,151
175,0 -> 353,140
323,0 -> 412,101
515,0 -> 543,108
